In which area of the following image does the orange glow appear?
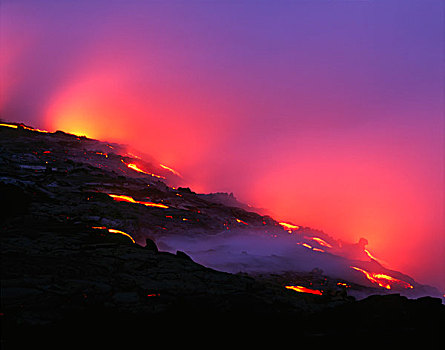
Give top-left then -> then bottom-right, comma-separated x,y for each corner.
108,193 -> 169,208
310,237 -> 333,248
235,218 -> 249,225
92,226 -> 135,243
45,70 -> 136,140
122,160 -> 166,179
351,266 -> 413,290
159,164 -> 183,178
285,285 -> 323,295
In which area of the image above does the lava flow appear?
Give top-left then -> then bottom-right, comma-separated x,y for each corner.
297,242 -> 325,253
121,160 -> 165,179
309,237 -> 333,249
92,226 -> 135,243
351,266 -> 413,290
279,222 -> 300,233
285,285 -> 323,295
0,123 -> 18,129
0,123 -> 49,133
159,164 -> 183,178
235,218 -> 249,225
107,193 -> 169,208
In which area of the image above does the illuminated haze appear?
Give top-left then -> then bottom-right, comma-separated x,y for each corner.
1,1 -> 443,290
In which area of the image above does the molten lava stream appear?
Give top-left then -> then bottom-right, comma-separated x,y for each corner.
285,285 -> 323,295
0,123 -> 49,133
310,237 -> 333,249
92,226 -> 135,243
107,193 -> 169,208
351,266 -> 413,290
0,123 -> 18,129
235,218 -> 248,225
159,164 -> 183,178
121,160 -> 165,179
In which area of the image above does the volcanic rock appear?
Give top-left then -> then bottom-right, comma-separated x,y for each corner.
1,122 -> 444,343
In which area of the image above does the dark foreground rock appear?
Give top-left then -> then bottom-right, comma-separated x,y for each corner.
2,216 -> 444,346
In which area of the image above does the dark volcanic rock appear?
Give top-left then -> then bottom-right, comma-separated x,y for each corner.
144,237 -> 158,252
1,123 -> 444,344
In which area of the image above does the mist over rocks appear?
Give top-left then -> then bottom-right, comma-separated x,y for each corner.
0,123 -> 444,342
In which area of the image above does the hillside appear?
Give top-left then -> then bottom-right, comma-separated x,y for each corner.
1,122 -> 444,342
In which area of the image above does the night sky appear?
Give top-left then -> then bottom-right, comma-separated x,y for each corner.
1,0 -> 444,289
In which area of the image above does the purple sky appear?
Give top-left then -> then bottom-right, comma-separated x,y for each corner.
1,0 -> 444,290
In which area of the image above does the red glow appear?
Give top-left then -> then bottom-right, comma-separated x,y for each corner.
285,285 -> 323,295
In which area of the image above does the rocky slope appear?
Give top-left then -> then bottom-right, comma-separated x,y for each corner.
1,122 -> 444,343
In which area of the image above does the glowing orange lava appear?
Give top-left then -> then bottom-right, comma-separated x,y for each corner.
0,123 -> 18,129
235,218 -> 249,225
363,249 -> 385,265
279,222 -> 299,230
312,247 -> 325,253
299,243 -> 313,249
96,152 -> 108,158
337,282 -> 350,288
351,266 -> 413,290
122,160 -> 166,179
310,237 -> 333,248
279,222 -> 300,233
285,285 -> 323,295
108,193 -> 169,208
0,123 -> 49,133
159,164 -> 183,178
92,226 -> 135,243
21,125 -> 49,133
297,242 -> 326,253
108,229 -> 136,243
